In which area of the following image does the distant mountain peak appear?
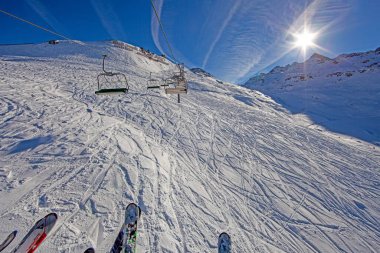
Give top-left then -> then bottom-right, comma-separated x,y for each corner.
244,46 -> 380,89
190,68 -> 214,78
308,53 -> 332,63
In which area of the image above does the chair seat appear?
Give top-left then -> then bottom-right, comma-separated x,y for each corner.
147,85 -> 161,89
95,88 -> 127,95
165,88 -> 187,94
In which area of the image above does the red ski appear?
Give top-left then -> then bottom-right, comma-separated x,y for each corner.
12,213 -> 57,253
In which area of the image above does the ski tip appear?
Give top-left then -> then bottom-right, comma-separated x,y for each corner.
84,247 -> 95,253
42,212 -> 58,223
218,232 -> 231,253
219,232 -> 230,239
45,212 -> 58,222
126,203 -> 141,218
11,230 -> 17,237
126,203 -> 138,208
44,213 -> 58,234
46,212 -> 58,219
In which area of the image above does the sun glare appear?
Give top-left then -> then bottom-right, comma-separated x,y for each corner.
294,29 -> 317,52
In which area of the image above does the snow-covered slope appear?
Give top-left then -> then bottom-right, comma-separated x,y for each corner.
0,41 -> 379,253
244,48 -> 380,145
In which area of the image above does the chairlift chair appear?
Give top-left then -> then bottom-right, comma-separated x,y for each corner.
95,55 -> 129,95
165,64 -> 188,95
147,72 -> 164,89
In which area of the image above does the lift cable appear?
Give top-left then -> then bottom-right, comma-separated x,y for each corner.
0,9 -> 82,45
0,7 -> 176,83
149,0 -> 178,64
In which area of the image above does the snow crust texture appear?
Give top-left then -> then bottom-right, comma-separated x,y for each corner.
0,41 -> 379,252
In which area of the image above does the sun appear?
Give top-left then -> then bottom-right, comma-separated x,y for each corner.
293,28 -> 317,52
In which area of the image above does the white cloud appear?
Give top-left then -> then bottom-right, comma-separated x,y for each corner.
26,0 -> 69,36
90,0 -> 127,40
201,0 -> 242,68
150,0 -> 165,54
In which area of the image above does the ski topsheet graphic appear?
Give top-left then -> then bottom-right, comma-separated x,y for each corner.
12,213 -> 58,253
218,232 -> 231,253
110,203 -> 141,253
0,230 -> 17,252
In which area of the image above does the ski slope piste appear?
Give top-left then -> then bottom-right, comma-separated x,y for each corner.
0,41 -> 379,252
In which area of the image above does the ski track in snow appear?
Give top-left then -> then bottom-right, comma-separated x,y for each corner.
0,42 -> 379,252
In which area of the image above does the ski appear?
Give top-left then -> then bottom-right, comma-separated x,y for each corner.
12,213 -> 58,253
110,203 -> 141,253
0,230 -> 17,252
84,248 -> 95,253
218,232 -> 231,253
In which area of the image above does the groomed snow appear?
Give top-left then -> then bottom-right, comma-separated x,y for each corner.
0,41 -> 379,252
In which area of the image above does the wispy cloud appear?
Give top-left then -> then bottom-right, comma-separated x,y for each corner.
90,0 -> 127,40
150,0 -> 197,66
202,0 -> 308,81
150,0 -> 165,54
150,0 -> 354,82
26,0 -> 69,37
201,0 -> 242,68
206,0 -> 353,82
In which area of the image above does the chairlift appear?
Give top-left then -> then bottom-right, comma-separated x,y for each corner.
165,64 -> 188,102
164,64 -> 188,94
95,55 -> 129,95
146,72 -> 168,89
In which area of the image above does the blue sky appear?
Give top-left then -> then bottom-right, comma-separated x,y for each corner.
1,0 -> 379,83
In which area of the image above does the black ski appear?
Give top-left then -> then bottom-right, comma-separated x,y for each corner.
218,232 -> 231,253
110,203 -> 141,253
84,247 -> 95,253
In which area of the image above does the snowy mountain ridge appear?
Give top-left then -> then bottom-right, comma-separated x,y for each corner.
244,47 -> 380,145
246,47 -> 380,87
0,40 -> 379,252
190,68 -> 214,78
